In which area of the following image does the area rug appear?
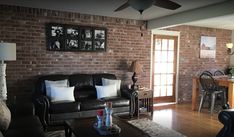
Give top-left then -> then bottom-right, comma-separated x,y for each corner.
128,118 -> 186,137
46,118 -> 186,137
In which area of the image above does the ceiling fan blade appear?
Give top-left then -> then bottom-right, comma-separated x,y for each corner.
153,0 -> 181,10
114,2 -> 130,12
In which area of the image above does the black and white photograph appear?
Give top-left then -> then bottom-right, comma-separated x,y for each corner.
48,39 -> 64,50
67,28 -> 79,37
81,29 -> 92,39
51,25 -> 64,37
80,41 -> 92,51
94,40 -> 105,50
85,29 -> 92,39
66,39 -> 79,50
94,29 -> 105,39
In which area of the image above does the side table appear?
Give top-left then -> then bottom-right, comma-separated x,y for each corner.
136,88 -> 153,117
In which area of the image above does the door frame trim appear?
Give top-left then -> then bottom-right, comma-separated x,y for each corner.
151,29 -> 180,103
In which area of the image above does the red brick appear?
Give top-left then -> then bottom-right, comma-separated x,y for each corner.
0,5 -> 151,97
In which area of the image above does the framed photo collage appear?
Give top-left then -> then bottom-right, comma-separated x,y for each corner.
46,23 -> 107,52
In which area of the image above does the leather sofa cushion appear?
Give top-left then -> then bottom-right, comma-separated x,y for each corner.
9,116 -> 42,129
69,74 -> 93,87
92,74 -> 116,86
5,127 -> 45,137
49,102 -> 80,114
74,86 -> 96,100
80,99 -> 106,111
101,97 -> 129,107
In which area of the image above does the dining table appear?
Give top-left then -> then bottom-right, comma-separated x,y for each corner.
192,76 -> 234,111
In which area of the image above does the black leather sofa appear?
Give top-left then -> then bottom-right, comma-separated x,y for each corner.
0,102 -> 45,137
217,109 -> 234,137
33,73 -> 135,129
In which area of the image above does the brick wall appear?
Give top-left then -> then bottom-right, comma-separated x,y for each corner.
0,5 -> 151,98
165,25 -> 231,102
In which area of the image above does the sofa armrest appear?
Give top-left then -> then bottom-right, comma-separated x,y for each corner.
121,88 -> 136,99
120,88 -> 138,117
34,95 -> 50,130
217,109 -> 234,137
218,110 -> 234,124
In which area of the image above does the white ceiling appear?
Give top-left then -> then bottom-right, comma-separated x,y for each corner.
1,0 -> 234,30
0,0 -> 227,20
183,14 -> 234,30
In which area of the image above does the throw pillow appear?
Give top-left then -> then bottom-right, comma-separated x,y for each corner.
102,78 -> 121,96
50,86 -> 75,103
45,79 -> 68,99
0,101 -> 11,132
95,84 -> 117,99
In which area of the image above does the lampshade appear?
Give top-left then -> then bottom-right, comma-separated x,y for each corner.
226,43 -> 233,49
129,60 -> 142,74
0,42 -> 16,61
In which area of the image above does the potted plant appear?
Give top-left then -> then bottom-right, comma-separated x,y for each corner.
230,67 -> 234,78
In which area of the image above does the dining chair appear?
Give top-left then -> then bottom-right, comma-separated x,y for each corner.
214,70 -> 228,104
198,70 -> 213,94
198,70 -> 213,101
214,70 -> 225,76
198,72 -> 226,114
202,70 -> 213,76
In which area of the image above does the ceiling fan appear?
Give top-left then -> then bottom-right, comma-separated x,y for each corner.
114,0 -> 181,14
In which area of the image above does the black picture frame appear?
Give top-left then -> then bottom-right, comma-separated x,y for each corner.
46,23 -> 107,52
93,28 -> 106,51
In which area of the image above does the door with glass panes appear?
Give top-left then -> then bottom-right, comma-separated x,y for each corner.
153,35 -> 177,103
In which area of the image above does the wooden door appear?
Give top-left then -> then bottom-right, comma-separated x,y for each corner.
153,35 -> 178,103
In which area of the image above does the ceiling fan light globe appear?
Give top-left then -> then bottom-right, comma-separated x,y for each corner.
129,0 -> 154,11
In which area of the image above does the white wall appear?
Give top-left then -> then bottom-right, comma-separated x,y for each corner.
230,30 -> 234,66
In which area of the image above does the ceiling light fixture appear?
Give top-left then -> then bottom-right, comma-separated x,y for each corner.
129,0 -> 154,14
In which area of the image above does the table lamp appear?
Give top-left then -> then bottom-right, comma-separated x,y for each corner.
129,60 -> 142,90
0,42 -> 16,100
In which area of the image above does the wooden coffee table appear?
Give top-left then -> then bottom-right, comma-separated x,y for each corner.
64,117 -> 149,137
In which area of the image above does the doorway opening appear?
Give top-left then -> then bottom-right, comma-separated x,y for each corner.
152,35 -> 178,104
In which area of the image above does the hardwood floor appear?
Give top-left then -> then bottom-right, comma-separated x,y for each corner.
152,103 -> 223,137
48,103 -> 223,137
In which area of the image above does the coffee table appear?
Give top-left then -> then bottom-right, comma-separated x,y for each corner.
64,116 -> 149,137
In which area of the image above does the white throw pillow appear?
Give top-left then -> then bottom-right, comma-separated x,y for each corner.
95,84 -> 117,99
102,78 -> 121,96
45,79 -> 68,99
50,86 -> 75,102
